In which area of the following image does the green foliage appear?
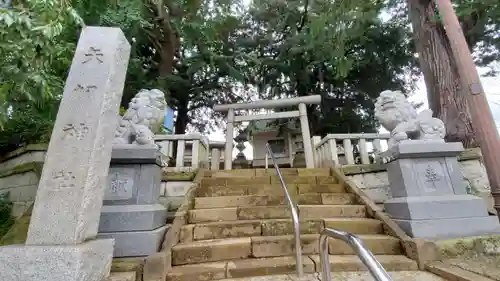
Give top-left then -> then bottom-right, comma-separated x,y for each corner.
1,0 -> 498,154
0,193 -> 14,239
455,0 -> 500,74
242,0 -> 419,135
0,99 -> 58,156
75,0 -> 251,134
0,0 -> 84,126
119,106 -> 127,116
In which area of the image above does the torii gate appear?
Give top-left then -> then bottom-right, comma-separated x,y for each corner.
213,95 -> 322,170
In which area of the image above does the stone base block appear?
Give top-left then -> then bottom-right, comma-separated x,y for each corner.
98,225 -> 169,257
99,204 -> 167,232
394,216 -> 500,240
111,144 -> 161,164
382,140 -> 464,159
385,194 -> 490,220
0,239 -> 113,281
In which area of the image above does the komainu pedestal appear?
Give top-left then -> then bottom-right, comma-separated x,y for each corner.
97,144 -> 168,257
381,141 -> 500,239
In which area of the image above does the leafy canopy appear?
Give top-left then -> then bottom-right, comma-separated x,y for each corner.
0,0 -> 84,125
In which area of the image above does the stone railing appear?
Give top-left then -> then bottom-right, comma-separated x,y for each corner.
154,134 -> 210,171
312,133 -> 390,167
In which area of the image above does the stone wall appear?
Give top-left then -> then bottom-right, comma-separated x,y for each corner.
159,171 -> 197,212
0,144 -> 47,217
343,148 -> 494,213
1,145 -> 494,217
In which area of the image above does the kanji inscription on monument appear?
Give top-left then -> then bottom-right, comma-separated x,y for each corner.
26,27 -> 131,246
51,170 -> 77,190
82,46 -> 104,64
62,123 -> 89,140
74,84 -> 98,93
105,169 -> 135,201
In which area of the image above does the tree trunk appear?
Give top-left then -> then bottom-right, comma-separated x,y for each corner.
171,100 -> 188,164
174,101 -> 189,134
407,0 -> 477,148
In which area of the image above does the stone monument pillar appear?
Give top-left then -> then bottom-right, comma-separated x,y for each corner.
375,90 -> 500,239
98,89 -> 169,257
0,27 -> 130,281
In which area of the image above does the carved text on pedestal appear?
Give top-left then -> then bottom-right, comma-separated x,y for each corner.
105,171 -> 135,201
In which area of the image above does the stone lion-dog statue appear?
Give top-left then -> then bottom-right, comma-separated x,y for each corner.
374,90 -> 446,162
113,89 -> 167,146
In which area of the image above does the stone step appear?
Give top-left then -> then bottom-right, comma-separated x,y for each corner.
180,218 -> 383,242
166,255 -> 418,281
206,168 -> 332,178
323,218 -> 383,234
252,234 -> 402,257
172,235 -> 401,265
196,183 -> 345,197
311,254 -> 418,272
188,205 -> 366,223
298,205 -> 366,220
201,175 -> 337,189
107,272 -> 136,281
216,271 -> 447,281
194,193 -> 356,209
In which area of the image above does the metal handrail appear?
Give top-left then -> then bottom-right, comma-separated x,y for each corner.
265,143 -> 304,277
320,228 -> 392,281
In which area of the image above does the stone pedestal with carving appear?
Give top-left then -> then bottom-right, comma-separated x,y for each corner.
97,144 -> 168,257
381,141 -> 500,239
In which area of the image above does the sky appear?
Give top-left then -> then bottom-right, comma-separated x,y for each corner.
208,68 -> 500,160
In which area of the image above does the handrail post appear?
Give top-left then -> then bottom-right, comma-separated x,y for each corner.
319,233 -> 331,281
319,228 -> 392,281
265,143 -> 303,277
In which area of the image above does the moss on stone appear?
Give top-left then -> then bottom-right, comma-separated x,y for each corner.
0,161 -> 44,180
457,148 -> 482,161
436,235 -> 500,258
341,164 -> 386,175
0,144 -> 48,162
0,205 -> 32,245
437,237 -> 476,258
162,171 -> 197,181
0,194 -> 14,239
112,257 -> 145,281
341,148 -> 480,176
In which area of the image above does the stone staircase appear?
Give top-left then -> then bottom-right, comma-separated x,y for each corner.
166,168 -> 420,281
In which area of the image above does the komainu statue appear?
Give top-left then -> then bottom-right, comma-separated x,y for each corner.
114,89 -> 167,145
374,90 -> 446,149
